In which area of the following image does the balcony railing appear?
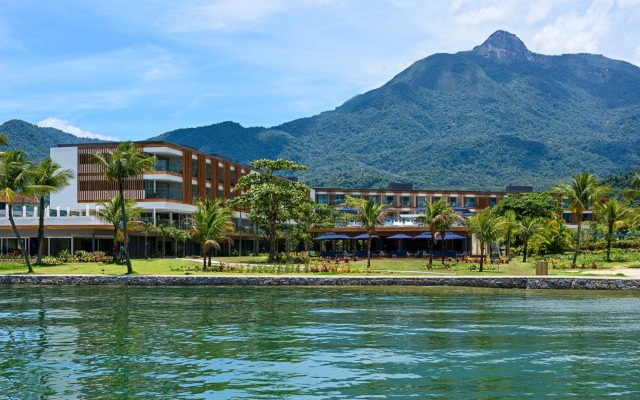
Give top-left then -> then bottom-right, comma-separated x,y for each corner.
145,188 -> 183,201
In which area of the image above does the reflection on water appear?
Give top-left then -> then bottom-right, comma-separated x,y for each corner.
1,286 -> 640,398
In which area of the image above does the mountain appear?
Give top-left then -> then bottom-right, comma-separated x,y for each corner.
0,119 -> 103,161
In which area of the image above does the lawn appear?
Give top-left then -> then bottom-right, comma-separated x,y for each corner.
0,252 -> 636,277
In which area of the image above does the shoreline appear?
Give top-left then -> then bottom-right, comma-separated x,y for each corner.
2,274 -> 640,290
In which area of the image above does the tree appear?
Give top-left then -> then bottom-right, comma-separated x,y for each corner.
0,133 -> 8,147
189,198 -> 234,268
518,216 -> 542,262
623,173 -> 640,201
154,224 -> 171,258
492,192 -> 562,220
593,199 -> 633,262
417,198 -> 460,267
28,157 -> 73,264
0,150 -> 34,272
175,229 -> 191,257
502,210 -> 519,260
290,203 -> 334,252
344,196 -> 388,271
92,141 -> 156,273
229,159 -> 312,263
97,195 -> 142,262
134,221 -> 155,259
465,208 -> 505,272
552,171 -> 610,267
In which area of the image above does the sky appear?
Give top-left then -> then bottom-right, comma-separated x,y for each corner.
0,0 -> 639,141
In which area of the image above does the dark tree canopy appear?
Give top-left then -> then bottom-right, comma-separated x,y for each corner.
492,192 -> 562,220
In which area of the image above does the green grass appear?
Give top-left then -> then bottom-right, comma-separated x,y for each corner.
0,252 -> 637,276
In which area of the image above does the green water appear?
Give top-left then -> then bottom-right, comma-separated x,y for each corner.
1,286 -> 640,399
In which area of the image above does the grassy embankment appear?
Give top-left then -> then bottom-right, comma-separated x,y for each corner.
1,251 -> 639,276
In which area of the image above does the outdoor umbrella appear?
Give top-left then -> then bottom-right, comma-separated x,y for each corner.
414,232 -> 432,239
352,233 -> 379,240
387,233 -> 414,252
435,232 -> 466,240
313,232 -> 352,240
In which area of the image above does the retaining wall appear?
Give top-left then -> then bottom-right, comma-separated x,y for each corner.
2,275 -> 640,290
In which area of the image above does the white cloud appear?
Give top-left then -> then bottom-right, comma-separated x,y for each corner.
530,0 -> 615,55
37,118 -> 119,141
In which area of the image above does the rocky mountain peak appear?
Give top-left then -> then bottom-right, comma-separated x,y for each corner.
472,30 -> 535,61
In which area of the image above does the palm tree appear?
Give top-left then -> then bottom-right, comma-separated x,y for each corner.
28,157 -> 73,264
154,224 -> 171,258
623,173 -> 640,201
189,198 -> 234,268
417,198 -> 460,267
0,150 -> 34,272
502,210 -> 519,260
518,216 -> 542,262
346,197 -> 388,271
465,208 -> 505,272
134,221 -> 155,259
553,171 -> 609,267
92,141 -> 155,273
175,229 -> 191,257
594,199 -> 633,262
97,195 -> 142,262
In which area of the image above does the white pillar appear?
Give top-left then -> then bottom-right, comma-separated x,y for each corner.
34,206 -> 38,218
70,236 -> 74,254
66,207 -> 70,216
22,205 -> 26,218
96,205 -> 100,216
86,205 -> 90,216
45,206 -> 50,218
56,206 -> 60,217
153,209 -> 157,226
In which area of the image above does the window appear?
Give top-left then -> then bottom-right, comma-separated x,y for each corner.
385,195 -> 395,206
218,164 -> 225,183
582,213 -> 593,222
369,195 -> 379,204
205,163 -> 212,180
206,187 -> 212,199
335,194 -> 345,205
465,197 -> 476,208
230,169 -> 236,186
433,196 -> 441,203
417,196 -> 426,207
317,194 -> 328,204
562,212 -> 572,223
191,161 -> 198,178
490,197 -> 497,207
218,188 -> 224,199
192,184 -> 199,199
401,196 -> 411,207
449,197 -> 457,207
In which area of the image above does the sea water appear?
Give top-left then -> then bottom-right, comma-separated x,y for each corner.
1,285 -> 640,398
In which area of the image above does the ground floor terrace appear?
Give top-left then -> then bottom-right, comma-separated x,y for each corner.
308,227 -> 479,259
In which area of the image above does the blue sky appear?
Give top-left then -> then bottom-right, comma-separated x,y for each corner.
0,0 -> 639,141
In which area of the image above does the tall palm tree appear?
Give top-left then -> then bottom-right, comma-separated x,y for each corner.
417,198 -> 460,267
518,216 -> 542,262
92,142 -> 155,273
189,198 -> 234,268
594,199 -> 633,262
154,224 -> 171,258
0,150 -> 34,272
97,195 -> 142,262
28,157 -> 73,264
465,208 -> 506,272
553,171 -> 609,267
502,210 -> 519,260
346,197 -> 388,271
134,221 -> 155,259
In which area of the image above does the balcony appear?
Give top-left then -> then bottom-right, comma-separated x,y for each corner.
145,188 -> 183,201
154,160 -> 183,174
